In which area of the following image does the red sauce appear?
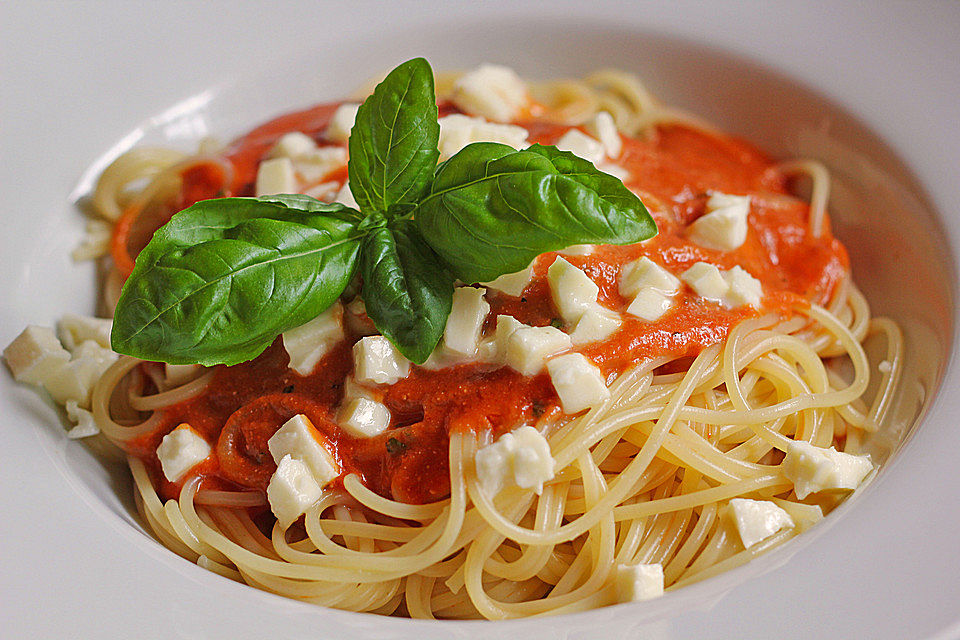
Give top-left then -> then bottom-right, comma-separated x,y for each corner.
133,102 -> 848,506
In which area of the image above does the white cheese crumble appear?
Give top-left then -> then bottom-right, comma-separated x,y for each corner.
267,131 -> 317,159
782,440 -> 874,499
727,498 -> 795,549
558,244 -> 595,256
443,287 -> 490,357
450,64 -> 529,123
619,257 -> 680,297
156,423 -> 211,483
64,400 -> 99,439
3,325 -> 71,386
57,314 -> 112,350
569,305 -> 621,345
555,129 -> 605,166
267,455 -> 324,529
353,336 -> 411,385
688,192 -> 751,252
626,288 -> 675,322
338,397 -> 391,438
255,157 -> 297,196
43,340 -> 117,409
282,302 -> 344,376
504,324 -> 572,376
267,414 -> 340,485
586,111 -> 622,159
547,257 -> 600,324
546,353 -> 610,414
437,113 -> 529,161
681,262 -> 763,309
474,425 -> 555,496
481,264 -> 533,297
612,563 -> 664,603
293,146 -> 348,184
325,103 -> 360,144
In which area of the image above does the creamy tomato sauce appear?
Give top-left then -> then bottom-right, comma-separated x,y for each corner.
133,101 -> 848,505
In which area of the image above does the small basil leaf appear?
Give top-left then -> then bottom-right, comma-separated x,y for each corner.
415,142 -> 657,283
111,197 -> 364,366
348,57 -> 440,216
359,219 -> 453,364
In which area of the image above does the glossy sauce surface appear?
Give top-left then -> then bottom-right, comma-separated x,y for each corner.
134,102 -> 848,505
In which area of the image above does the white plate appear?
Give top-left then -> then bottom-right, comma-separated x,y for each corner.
2,3 -> 958,639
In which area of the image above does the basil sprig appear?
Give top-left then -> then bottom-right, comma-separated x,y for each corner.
111,58 -> 657,366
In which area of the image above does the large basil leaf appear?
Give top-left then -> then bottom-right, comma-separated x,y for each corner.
414,142 -> 657,283
359,219 -> 453,364
348,57 -> 440,216
111,197 -> 364,366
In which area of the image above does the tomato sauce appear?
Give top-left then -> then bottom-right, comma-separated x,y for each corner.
135,101 -> 848,506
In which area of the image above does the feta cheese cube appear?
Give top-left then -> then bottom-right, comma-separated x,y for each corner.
681,262 -> 729,302
156,423 -> 211,483
335,181 -> 358,209
475,425 -> 555,496
586,111 -> 622,159
772,499 -> 823,532
626,288 -> 675,322
547,257 -> 600,324
728,498 -> 794,549
481,264 -> 533,297
597,163 -> 630,182
267,455 -> 324,528
443,287 -> 490,356
569,304 -> 621,345
558,244 -> 595,256
325,103 -> 360,144
267,414 -> 340,485
451,64 -> 528,123
165,363 -> 202,386
619,257 -> 680,297
58,314 -> 113,350
546,353 -> 610,414
725,266 -> 763,308
43,341 -> 117,408
782,441 -> 873,499
293,146 -> 348,183
64,400 -> 99,439
3,325 -> 71,385
282,302 -> 344,375
255,157 -> 296,196
613,563 -> 664,603
353,336 -> 410,385
555,129 -> 605,166
267,131 -> 317,159
504,325 -> 571,376
338,397 -> 391,438
491,314 -> 525,362
344,297 -> 377,336
438,114 -> 529,160
688,193 -> 750,252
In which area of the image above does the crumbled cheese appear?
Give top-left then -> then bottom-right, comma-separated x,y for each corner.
481,264 -> 533,297
338,397 -> 391,438
43,340 -> 117,408
267,414 -> 340,485
443,287 -> 490,356
335,181 -> 359,209
558,244 -> 595,256
491,314 -> 525,362
878,360 -> 892,374
504,324 -> 571,376
555,129 -> 605,166
450,64 -> 528,123
626,287 -> 675,322
772,499 -> 823,532
612,563 -> 664,603
437,113 -> 529,160
546,353 -> 610,414
474,425 -> 555,496
267,131 -> 318,159
64,400 -> 99,439
353,336 -> 411,385
688,192 -> 751,252
293,146 -> 348,184
569,304 -> 621,345
255,157 -> 297,196
72,218 -> 113,262
3,325 -> 71,386
156,423 -> 211,483
165,363 -> 202,386
267,455 -> 324,529
782,440 -> 874,499
728,498 -> 794,549
596,163 -> 630,182
586,111 -> 622,159
547,257 -> 600,324
681,261 -> 764,309
619,257 -> 680,297
282,302 -> 344,376
325,103 -> 360,144
344,297 -> 377,336
57,314 -> 112,350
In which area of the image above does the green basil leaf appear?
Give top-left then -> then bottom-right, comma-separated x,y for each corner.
359,218 -> 453,364
111,197 -> 364,366
415,142 -> 657,283
348,57 -> 440,216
